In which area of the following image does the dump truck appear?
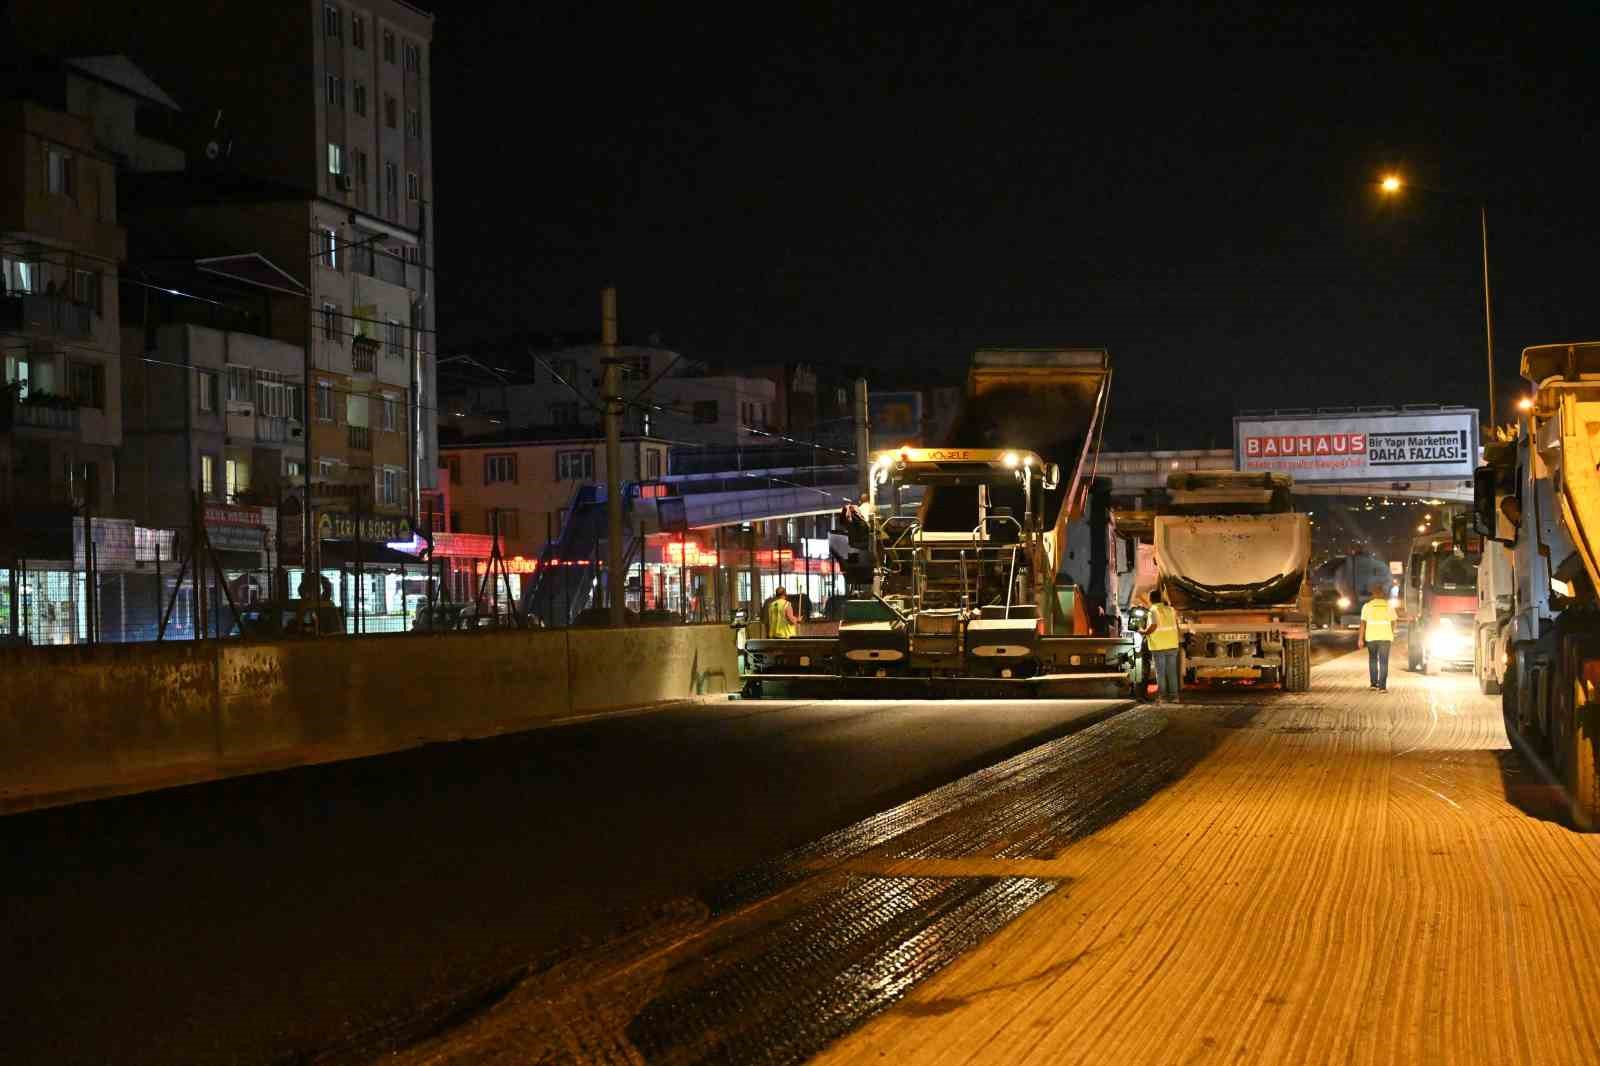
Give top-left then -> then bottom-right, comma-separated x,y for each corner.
741,348 -> 1136,697
1476,341 -> 1600,826
1153,471 -> 1313,691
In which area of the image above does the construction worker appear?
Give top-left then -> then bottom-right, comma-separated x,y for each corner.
765,586 -> 799,639
1142,587 -> 1182,704
1358,583 -> 1396,692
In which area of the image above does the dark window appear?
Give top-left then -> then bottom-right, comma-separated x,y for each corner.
351,15 -> 365,48
383,29 -> 396,62
447,456 -> 461,484
384,95 -> 397,129
70,361 -> 104,408
484,453 -> 517,484
646,449 -> 662,479
692,399 -> 718,424
323,4 -> 340,37
557,450 -> 594,481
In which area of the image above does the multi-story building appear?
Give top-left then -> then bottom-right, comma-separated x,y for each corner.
13,0 -> 439,531
440,430 -> 671,558
0,95 -> 126,512
443,344 -> 781,450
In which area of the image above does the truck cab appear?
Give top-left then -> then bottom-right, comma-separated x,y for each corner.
1402,532 -> 1480,673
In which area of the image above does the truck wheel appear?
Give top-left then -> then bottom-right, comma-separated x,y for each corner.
1407,639 -> 1421,672
1557,638 -> 1600,830
1569,698 -> 1600,831
1284,638 -> 1310,692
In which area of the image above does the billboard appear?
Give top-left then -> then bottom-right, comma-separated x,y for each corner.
1233,408 -> 1479,484
869,391 -> 924,449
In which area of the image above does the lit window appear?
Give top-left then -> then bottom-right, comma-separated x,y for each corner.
320,227 -> 339,268
327,142 -> 344,176
200,454 -> 216,496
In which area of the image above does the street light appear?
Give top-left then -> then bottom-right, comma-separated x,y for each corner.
1377,172 -> 1497,427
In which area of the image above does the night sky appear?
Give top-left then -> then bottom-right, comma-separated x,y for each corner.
430,2 -> 1600,446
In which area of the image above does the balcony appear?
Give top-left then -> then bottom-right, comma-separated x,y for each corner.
347,425 -> 371,451
256,416 -> 290,443
0,293 -> 93,340
11,397 -> 80,433
352,337 -> 378,373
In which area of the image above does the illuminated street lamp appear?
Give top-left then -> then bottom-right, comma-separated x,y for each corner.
1517,396 -> 1534,412
1376,172 -> 1497,426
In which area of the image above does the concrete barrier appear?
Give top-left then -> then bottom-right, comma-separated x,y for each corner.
0,641 -> 218,796
1,623 -> 737,813
568,623 -> 741,715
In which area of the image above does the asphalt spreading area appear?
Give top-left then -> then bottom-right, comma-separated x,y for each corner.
377,641 -> 1600,1066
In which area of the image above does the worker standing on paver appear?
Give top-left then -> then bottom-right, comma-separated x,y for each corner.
1358,583 -> 1395,692
765,587 -> 799,639
1142,587 -> 1182,704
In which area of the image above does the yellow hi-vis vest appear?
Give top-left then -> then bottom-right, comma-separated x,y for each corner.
765,597 -> 796,638
1147,603 -> 1180,652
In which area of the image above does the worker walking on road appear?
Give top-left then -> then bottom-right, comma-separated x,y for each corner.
1142,587 -> 1182,704
765,587 -> 799,639
1359,583 -> 1395,692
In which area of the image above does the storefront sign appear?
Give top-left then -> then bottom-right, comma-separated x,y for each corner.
316,511 -> 413,543
664,541 -> 719,567
1233,409 -> 1479,484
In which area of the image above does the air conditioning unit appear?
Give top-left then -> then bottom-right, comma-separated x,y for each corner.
336,174 -> 353,191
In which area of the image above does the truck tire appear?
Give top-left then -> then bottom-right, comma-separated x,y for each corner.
1284,638 -> 1310,692
1557,637 -> 1600,830
1407,637 -> 1421,672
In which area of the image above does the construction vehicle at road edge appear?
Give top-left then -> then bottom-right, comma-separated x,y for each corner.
1477,340 -> 1600,827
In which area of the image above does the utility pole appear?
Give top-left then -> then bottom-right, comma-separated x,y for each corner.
854,378 -> 870,501
602,286 -> 625,626
1480,205 -> 1497,428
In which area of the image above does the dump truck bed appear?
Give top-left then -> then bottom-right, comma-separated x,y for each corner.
1154,513 -> 1312,608
922,348 -> 1110,533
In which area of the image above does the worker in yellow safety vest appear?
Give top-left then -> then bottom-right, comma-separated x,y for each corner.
765,587 -> 799,638
1141,587 -> 1182,704
1358,583 -> 1395,692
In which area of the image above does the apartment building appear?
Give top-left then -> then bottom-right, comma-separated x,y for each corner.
0,96 -> 127,511
444,344 -> 782,450
440,430 -> 671,559
13,0 -> 439,525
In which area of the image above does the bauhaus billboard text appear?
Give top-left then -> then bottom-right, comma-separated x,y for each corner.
1233,409 -> 1479,484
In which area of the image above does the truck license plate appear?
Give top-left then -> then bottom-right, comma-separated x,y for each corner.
1212,632 -> 1253,643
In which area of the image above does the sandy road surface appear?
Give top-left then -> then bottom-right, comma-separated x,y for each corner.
810,649 -> 1600,1066
393,644 -> 1600,1066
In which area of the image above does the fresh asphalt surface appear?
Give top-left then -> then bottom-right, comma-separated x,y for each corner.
1,693 -> 1127,1065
